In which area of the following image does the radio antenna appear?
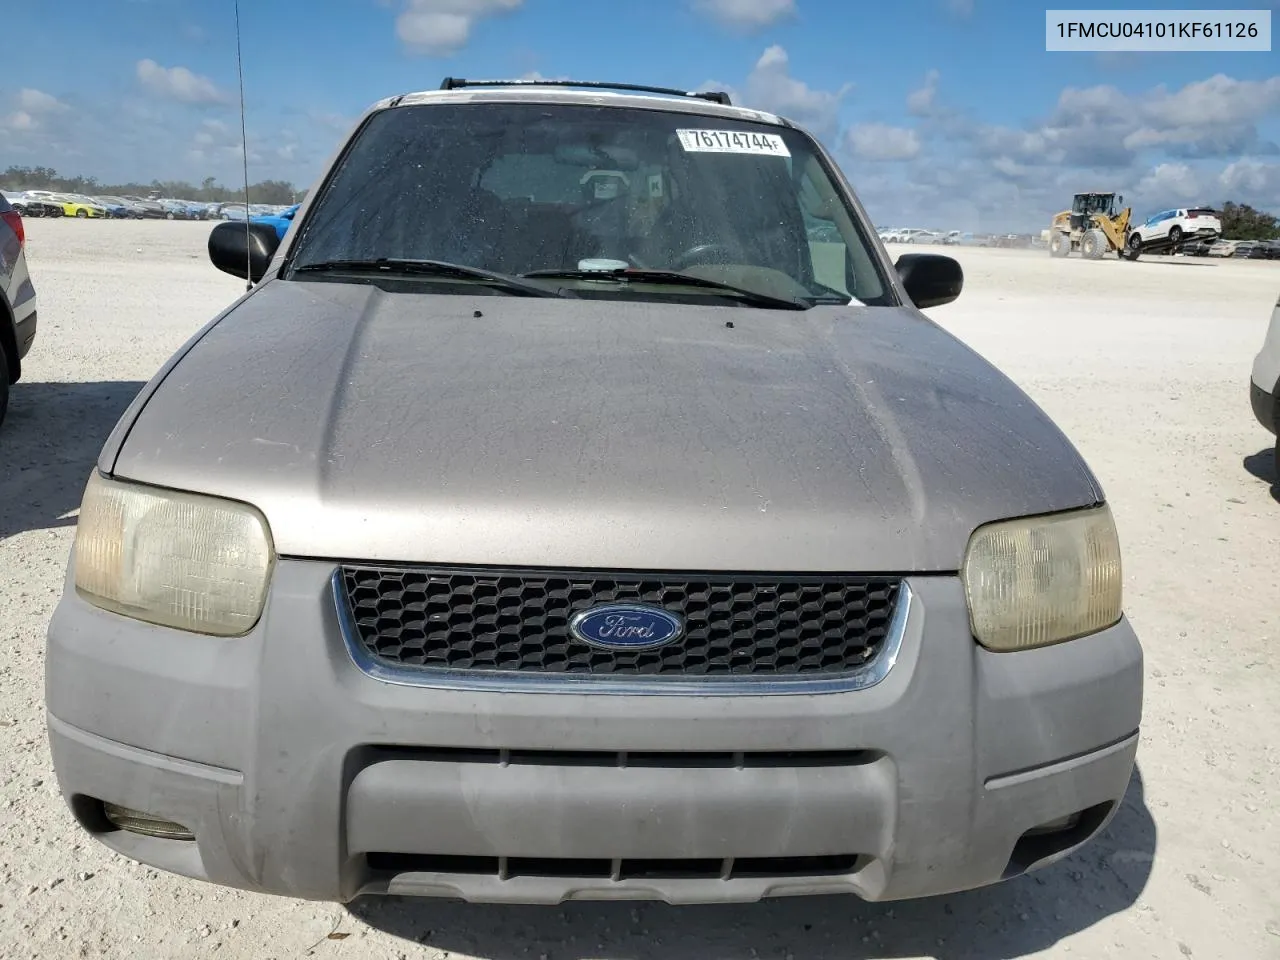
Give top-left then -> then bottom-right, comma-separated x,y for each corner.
234,0 -> 251,290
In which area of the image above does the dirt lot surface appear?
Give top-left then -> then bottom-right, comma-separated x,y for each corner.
2,220 -> 1278,959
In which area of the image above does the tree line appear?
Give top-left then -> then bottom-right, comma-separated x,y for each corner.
0,165 -> 303,205
1220,202 -> 1280,241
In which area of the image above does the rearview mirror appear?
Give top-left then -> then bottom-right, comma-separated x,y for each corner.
895,253 -> 963,309
208,221 -> 281,283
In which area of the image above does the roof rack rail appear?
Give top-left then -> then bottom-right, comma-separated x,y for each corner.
438,77 -> 732,106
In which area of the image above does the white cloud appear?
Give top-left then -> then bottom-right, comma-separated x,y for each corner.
0,87 -> 74,135
1136,163 -> 1201,203
959,73 -> 1280,175
186,118 -> 277,172
1220,158 -> 1280,201
395,0 -> 522,56
17,89 -> 67,113
991,156 -> 1032,179
2,111 -> 36,132
136,59 -> 228,105
0,86 -> 335,193
741,45 -> 851,141
907,69 -> 939,116
692,0 -> 796,29
848,69 -> 1280,230
192,119 -> 228,147
846,123 -> 921,162
1143,74 -> 1280,129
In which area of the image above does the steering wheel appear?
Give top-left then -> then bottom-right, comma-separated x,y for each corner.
670,242 -> 738,271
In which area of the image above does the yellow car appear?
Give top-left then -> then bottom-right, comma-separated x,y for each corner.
50,193 -> 106,218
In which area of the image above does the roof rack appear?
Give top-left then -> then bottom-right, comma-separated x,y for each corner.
438,77 -> 732,106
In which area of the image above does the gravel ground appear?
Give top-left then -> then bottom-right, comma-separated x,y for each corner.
1,219 -> 1278,959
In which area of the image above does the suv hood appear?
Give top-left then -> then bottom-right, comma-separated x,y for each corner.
107,279 -> 1101,572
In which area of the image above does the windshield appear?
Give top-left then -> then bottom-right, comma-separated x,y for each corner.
288,101 -> 891,306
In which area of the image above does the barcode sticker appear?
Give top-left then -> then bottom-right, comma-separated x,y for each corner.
676,129 -> 791,157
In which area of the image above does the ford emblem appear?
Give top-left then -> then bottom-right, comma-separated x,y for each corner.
569,603 -> 684,651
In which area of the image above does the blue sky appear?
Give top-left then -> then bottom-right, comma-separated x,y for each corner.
3,0 -> 1278,230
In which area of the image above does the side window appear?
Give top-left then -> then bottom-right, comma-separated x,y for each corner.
794,155 -> 885,302
796,168 -> 848,295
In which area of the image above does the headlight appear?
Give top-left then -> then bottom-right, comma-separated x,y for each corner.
73,472 -> 274,636
962,504 -> 1122,652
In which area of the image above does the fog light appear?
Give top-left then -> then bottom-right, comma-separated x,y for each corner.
1023,811 -> 1083,837
102,803 -> 195,841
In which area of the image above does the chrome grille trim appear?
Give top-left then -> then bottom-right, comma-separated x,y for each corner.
331,569 -> 912,697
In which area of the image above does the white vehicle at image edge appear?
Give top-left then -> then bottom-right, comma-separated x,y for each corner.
1129,207 -> 1222,249
881,228 -> 933,244
1250,294 -> 1280,456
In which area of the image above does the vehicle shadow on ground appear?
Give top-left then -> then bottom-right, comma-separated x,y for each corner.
0,380 -> 145,541
349,766 -> 1155,960
1242,447 -> 1279,504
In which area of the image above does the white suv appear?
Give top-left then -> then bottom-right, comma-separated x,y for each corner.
896,228 -> 932,244
1130,207 -> 1222,250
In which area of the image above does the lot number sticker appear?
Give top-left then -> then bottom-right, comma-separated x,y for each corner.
677,129 -> 791,157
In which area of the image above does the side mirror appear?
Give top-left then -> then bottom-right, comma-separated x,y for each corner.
208,221 -> 281,283
896,253 -> 963,309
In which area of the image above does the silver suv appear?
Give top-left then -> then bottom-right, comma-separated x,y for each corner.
0,192 -> 38,427
46,79 -> 1142,906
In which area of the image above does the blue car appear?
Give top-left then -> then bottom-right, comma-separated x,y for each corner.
94,197 -> 131,219
251,204 -> 299,240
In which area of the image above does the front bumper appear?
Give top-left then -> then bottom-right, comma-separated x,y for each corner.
46,559 -> 1142,905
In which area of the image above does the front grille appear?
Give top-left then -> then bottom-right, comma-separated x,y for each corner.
340,566 -> 901,678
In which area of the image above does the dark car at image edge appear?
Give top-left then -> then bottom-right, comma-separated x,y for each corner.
0,193 -> 38,427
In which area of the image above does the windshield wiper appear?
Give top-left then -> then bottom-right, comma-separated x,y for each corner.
293,258 -> 573,298
520,268 -> 808,311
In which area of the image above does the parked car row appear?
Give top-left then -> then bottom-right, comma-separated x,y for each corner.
875,227 -> 1037,248
3,190 -> 108,219
872,217 -> 1276,260
0,190 -> 296,222
879,227 -> 945,244
1177,237 -> 1280,259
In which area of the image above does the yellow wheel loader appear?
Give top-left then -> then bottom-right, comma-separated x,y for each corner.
1048,192 -> 1140,261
